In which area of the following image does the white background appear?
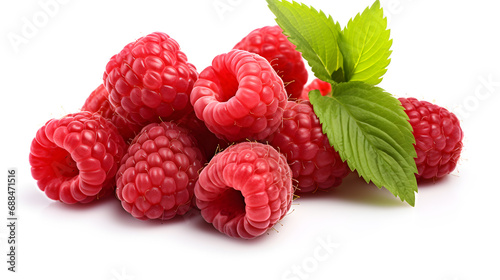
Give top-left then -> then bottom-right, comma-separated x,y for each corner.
1,0 -> 499,279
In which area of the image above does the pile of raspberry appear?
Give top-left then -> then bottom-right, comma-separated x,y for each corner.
29,27 -> 463,239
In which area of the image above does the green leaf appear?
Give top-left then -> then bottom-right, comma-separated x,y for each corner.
267,0 -> 344,83
309,81 -> 418,206
339,0 -> 392,85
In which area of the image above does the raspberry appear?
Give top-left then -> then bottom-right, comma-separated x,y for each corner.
190,49 -> 287,142
195,142 -> 293,239
115,122 -> 205,220
103,32 -> 198,126
399,97 -> 464,180
299,78 -> 331,100
266,100 -> 350,193
234,25 -> 308,99
82,84 -> 114,119
82,84 -> 142,142
176,111 -> 229,160
29,112 -> 126,204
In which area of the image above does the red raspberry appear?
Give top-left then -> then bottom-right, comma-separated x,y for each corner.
29,112 -> 126,204
234,25 -> 308,99
176,111 -> 229,160
190,50 -> 287,142
115,122 -> 205,220
266,100 -> 350,193
82,84 -> 142,142
82,84 -> 114,118
300,78 -> 332,100
195,142 -> 293,239
103,32 -> 198,126
399,97 -> 464,180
